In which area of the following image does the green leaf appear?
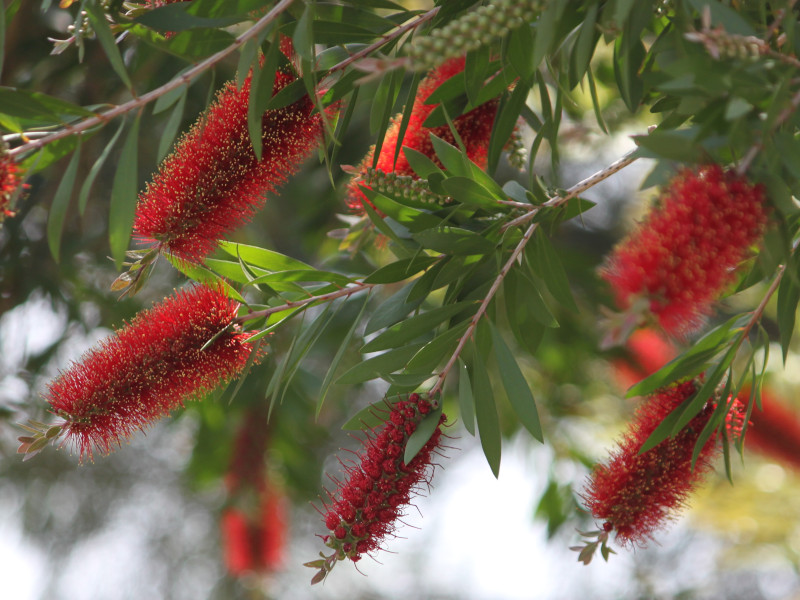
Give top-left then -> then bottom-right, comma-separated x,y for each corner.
487,78 -> 529,174
369,193 -> 442,232
613,29 -> 645,113
777,255 -> 800,363
79,119 -> 125,215
363,255 -> 438,284
317,295 -> 370,418
360,194 -> 418,256
292,2 -> 315,61
627,314 -> 747,398
413,227 -> 495,256
489,322 -> 543,442
405,320 -> 470,374
404,405 -> 444,464
162,27 -> 237,58
458,358 -> 476,435
364,282 -> 424,334
472,343 -> 501,477
86,2 -> 133,89
336,344 -> 425,385
507,24 -> 535,84
441,176 -> 502,208
109,116 -> 141,270
47,142 -> 81,263
686,0 -> 756,35
362,301 -> 476,352
464,44 -> 490,105
429,134 -> 470,176
218,241 -> 313,271
164,255 -> 247,304
403,147 -> 444,179
247,35 -> 280,161
157,86 -> 187,161
632,129 -> 704,163
134,3 -> 244,31
526,229 -> 578,312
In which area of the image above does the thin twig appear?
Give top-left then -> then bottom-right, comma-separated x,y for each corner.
326,7 -> 439,75
234,282 -> 374,325
9,0 -> 296,160
501,146 -> 640,232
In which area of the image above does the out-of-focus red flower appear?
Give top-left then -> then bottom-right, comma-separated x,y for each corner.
584,379 -> 743,546
346,57 -> 499,212
46,285 -> 255,460
222,486 -> 287,576
134,42 -> 325,263
600,165 -> 768,337
741,388 -> 800,472
612,329 -> 677,390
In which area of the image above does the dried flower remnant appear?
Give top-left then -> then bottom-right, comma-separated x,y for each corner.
346,57 -> 499,212
600,165 -> 768,337
44,285 -> 256,460
307,393 -> 447,583
0,145 -> 24,224
134,45 -> 324,263
583,379 -> 743,548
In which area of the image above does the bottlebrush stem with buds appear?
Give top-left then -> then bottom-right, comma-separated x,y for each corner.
307,393 -> 447,584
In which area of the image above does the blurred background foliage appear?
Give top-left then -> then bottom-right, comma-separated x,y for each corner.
2,1 -> 800,599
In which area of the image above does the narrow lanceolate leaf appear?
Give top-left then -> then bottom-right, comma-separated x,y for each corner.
109,116 -> 140,270
317,295 -> 370,419
85,2 -> 133,89
48,142 -> 81,263
157,87 -> 187,162
487,78 -> 529,175
472,342 -> 501,477
79,119 -> 125,215
489,322 -> 543,442
526,228 -> 578,312
405,404 -> 444,464
335,344 -> 425,385
776,253 -> 800,363
458,358 -> 476,435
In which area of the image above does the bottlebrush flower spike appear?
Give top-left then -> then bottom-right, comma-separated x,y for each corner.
307,393 -> 447,583
221,487 -> 287,576
600,165 -> 768,337
346,57 -> 499,212
582,379 -> 744,549
134,44 -> 325,263
42,284 -> 256,460
1,143 -> 24,224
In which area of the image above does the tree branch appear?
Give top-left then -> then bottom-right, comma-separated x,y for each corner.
9,0 -> 296,159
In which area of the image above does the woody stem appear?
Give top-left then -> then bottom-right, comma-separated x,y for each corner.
9,0 -> 296,159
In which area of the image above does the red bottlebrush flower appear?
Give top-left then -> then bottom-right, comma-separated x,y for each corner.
221,510 -> 252,576
134,47 -> 325,263
314,394 -> 446,576
600,165 -> 768,337
0,146 -> 24,223
583,379 -> 742,546
46,285 -> 256,459
744,389 -> 800,472
346,57 -> 499,212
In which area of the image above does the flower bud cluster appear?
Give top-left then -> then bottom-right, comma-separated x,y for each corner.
359,167 -> 451,205
406,0 -> 545,72
320,394 -> 446,565
600,164 -> 769,337
685,29 -> 765,61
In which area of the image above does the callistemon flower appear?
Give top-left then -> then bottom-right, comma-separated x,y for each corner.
134,46 -> 325,263
600,165 -> 768,337
1,146 -> 23,223
346,57 -> 499,212
46,284 -> 255,459
583,379 -> 744,546
310,393 -> 446,581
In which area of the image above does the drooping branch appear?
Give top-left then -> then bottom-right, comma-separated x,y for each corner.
8,0 -> 296,160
